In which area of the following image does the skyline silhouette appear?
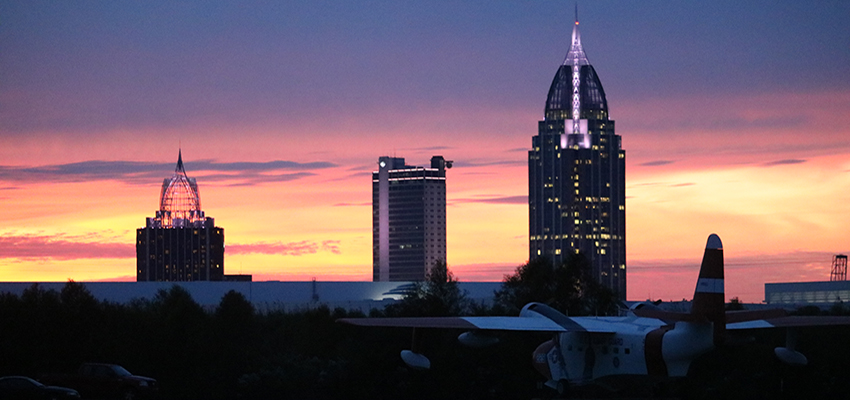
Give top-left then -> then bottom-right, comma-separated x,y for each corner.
1,1 -> 848,302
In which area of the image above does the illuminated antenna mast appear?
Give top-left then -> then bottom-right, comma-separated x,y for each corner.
831,254 -> 848,281
571,12 -> 581,136
561,5 -> 591,149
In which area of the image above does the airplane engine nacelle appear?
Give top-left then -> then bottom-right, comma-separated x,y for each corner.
532,339 -> 556,381
458,331 -> 499,348
774,347 -> 808,366
401,350 -> 431,370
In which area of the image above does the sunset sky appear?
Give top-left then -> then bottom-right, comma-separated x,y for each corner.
1,1 -> 848,302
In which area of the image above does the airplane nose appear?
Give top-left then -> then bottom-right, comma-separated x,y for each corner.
532,340 -> 555,380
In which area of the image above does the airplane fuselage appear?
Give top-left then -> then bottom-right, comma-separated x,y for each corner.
533,317 -> 715,386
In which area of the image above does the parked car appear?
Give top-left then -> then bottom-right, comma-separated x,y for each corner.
40,364 -> 156,400
0,376 -> 80,399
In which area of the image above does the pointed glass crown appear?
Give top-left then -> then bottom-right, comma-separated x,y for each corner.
157,150 -> 203,228
564,20 -> 590,67
544,20 -> 609,121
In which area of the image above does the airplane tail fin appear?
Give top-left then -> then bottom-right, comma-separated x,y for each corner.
691,234 -> 725,344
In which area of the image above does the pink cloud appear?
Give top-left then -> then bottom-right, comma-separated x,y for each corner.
227,240 -> 341,256
0,234 -> 344,261
629,251 -> 838,303
451,263 -> 519,282
250,272 -> 370,282
0,234 -> 132,260
321,241 -> 341,254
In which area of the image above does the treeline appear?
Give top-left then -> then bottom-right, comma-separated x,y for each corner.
0,281 -> 511,400
2,256 -> 849,399
0,257 -> 616,400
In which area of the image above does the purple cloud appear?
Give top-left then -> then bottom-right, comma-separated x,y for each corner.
762,159 -> 806,167
0,159 -> 335,187
452,195 -> 527,205
640,160 -> 675,167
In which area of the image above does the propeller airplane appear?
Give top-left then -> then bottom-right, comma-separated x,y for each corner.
341,234 -> 850,396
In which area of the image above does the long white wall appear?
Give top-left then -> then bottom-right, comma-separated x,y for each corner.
0,281 -> 502,313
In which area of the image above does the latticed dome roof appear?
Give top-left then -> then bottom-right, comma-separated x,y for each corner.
157,150 -> 203,228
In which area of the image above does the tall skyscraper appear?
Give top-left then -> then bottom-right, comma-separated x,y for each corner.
373,156 -> 450,281
136,150 -> 226,281
528,18 -> 626,298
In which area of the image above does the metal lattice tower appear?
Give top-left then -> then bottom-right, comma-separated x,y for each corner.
831,254 -> 848,281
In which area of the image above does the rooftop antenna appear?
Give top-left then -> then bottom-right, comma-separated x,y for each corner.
831,255 -> 848,281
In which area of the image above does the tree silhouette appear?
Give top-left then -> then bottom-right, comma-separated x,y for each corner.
149,285 -> 213,399
495,253 -> 619,316
212,290 -> 257,398
384,260 -> 469,317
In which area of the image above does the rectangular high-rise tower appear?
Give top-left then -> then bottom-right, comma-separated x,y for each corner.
136,222 -> 225,281
373,156 -> 449,281
528,20 -> 626,298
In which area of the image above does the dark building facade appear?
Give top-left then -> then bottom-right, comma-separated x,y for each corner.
528,20 -> 626,298
136,151 -> 226,281
373,156 -> 449,281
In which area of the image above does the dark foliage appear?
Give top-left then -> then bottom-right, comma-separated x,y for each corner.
382,261 -> 470,317
494,253 -> 620,316
1,281 -> 849,399
0,281 -> 529,400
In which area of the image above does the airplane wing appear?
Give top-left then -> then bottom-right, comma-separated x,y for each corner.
339,315 -> 617,333
727,315 -> 850,330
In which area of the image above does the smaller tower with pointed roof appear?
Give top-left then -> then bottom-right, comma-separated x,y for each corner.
136,151 -> 227,281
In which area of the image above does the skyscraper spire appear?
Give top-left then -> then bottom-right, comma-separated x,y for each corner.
564,9 -> 589,146
176,148 -> 185,174
564,9 -> 589,67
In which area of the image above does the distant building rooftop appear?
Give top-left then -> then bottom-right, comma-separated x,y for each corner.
765,280 -> 850,307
